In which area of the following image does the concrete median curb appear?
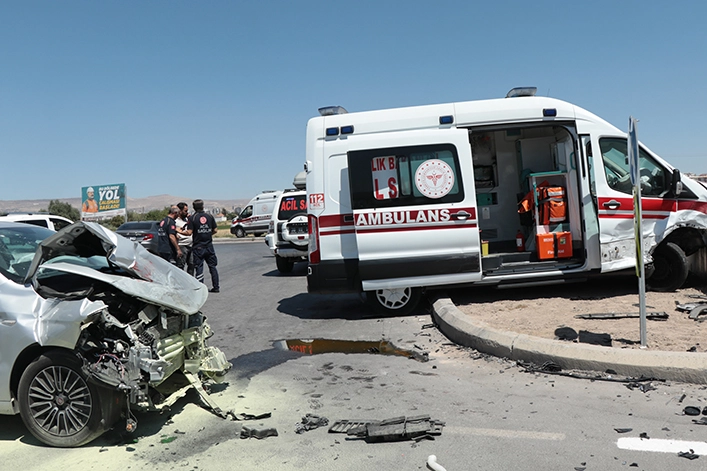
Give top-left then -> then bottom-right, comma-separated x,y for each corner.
431,294 -> 707,384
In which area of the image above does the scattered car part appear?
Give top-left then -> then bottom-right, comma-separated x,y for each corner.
330,415 -> 444,442
614,428 -> 633,433
240,426 -> 278,439
295,413 -> 329,434
688,304 -> 707,321
427,455 -> 448,471
573,312 -> 668,320
677,450 -> 699,460
683,406 -> 701,416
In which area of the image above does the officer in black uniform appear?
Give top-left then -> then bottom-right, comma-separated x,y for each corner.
188,199 -> 220,292
157,205 -> 182,264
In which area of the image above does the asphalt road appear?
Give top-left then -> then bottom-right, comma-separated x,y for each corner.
2,240 -> 707,470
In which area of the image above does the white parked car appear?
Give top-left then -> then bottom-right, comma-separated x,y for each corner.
0,213 -> 73,231
0,221 -> 230,447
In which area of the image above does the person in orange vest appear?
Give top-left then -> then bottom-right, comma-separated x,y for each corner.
82,187 -> 98,213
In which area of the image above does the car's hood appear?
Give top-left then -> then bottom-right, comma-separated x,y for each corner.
26,221 -> 207,314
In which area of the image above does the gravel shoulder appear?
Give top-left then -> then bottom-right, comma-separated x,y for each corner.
449,276 -> 707,352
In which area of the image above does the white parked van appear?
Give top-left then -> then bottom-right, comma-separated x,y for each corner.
305,88 -> 707,314
230,190 -> 282,237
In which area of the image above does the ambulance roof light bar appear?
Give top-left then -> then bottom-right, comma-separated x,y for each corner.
318,106 -> 348,116
506,87 -> 537,98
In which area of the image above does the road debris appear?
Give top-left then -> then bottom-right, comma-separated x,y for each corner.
240,426 -> 278,439
329,415 -> 444,442
427,454 -> 447,471
683,406 -> 701,416
678,450 -> 699,460
295,414 -> 329,434
573,312 -> 668,320
614,428 -> 633,433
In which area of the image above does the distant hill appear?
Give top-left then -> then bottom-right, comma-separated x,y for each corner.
0,195 -> 250,215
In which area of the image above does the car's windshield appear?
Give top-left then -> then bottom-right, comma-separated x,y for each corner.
0,225 -> 54,283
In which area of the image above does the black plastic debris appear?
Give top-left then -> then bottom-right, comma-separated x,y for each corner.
639,432 -> 649,439
691,417 -> 707,426
683,406 -> 701,416
240,426 -> 278,439
574,312 -> 668,321
227,411 -> 272,421
678,450 -> 699,460
625,382 -> 656,393
329,415 -> 444,442
295,414 -> 329,434
614,428 -> 633,433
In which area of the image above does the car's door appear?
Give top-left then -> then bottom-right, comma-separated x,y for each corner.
347,128 -> 482,291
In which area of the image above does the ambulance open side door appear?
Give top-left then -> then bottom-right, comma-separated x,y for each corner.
346,128 -> 482,291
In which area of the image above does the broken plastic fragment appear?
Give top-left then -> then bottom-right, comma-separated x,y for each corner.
240,427 -> 278,439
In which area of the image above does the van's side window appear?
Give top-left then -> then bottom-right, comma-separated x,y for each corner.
599,138 -> 667,196
349,144 -> 464,209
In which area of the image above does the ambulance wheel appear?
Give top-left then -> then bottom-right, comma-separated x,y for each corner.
234,227 -> 245,238
275,255 -> 294,273
366,287 -> 422,316
648,242 -> 688,292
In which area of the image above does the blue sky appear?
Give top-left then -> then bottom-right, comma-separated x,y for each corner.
2,1 -> 706,201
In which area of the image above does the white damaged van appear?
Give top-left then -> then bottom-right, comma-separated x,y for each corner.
305,88 -> 707,314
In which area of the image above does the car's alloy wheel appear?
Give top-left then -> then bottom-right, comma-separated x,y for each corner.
18,350 -> 107,447
235,227 -> 246,238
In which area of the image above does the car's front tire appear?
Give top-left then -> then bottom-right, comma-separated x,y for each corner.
275,255 -> 294,273
235,227 -> 246,238
18,350 -> 111,447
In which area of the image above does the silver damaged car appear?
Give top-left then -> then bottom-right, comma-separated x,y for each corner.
0,221 -> 231,447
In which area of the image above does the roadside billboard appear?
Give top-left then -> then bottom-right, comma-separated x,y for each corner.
81,183 -> 127,220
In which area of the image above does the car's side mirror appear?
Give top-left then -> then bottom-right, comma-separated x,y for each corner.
671,168 -> 683,196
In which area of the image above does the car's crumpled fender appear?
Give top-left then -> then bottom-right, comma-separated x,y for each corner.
34,297 -> 107,348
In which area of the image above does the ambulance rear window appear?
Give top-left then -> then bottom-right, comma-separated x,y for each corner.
349,144 -> 464,209
278,194 -> 307,220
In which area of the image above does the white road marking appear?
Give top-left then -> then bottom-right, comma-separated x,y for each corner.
618,437 -> 707,454
445,426 -> 564,441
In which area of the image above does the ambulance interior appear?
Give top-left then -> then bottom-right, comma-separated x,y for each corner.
468,125 -> 585,275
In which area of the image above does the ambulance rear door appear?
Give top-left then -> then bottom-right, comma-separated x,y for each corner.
347,128 -> 482,291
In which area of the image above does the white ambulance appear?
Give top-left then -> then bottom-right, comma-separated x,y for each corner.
304,88 -> 707,314
230,190 -> 282,237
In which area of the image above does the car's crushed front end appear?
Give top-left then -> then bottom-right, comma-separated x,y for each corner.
16,222 -> 230,445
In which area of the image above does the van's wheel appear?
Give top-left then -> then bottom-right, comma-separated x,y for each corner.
235,227 -> 245,238
648,242 -> 688,292
365,287 -> 422,316
18,350 -> 109,447
275,255 -> 294,273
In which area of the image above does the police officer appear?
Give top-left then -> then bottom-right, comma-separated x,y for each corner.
157,205 -> 182,264
188,199 -> 220,293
